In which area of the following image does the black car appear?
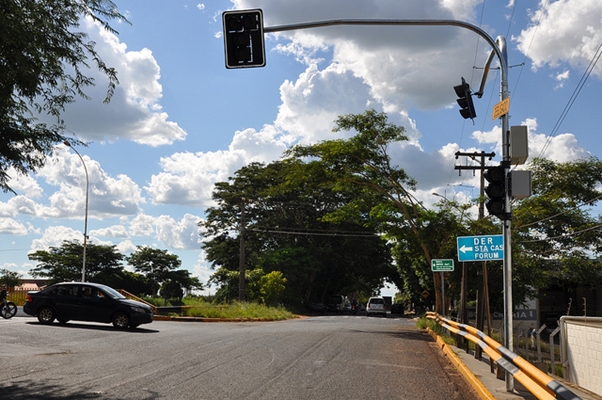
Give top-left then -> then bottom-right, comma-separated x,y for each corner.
327,294 -> 347,313
24,282 -> 154,329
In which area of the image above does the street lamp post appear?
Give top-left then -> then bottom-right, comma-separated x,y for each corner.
64,141 -> 89,282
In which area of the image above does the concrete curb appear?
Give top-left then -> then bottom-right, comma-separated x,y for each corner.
153,315 -> 282,322
427,327 -> 496,400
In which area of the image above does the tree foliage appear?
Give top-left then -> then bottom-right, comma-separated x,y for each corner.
201,155 -> 393,307
29,240 -> 124,284
27,241 -> 200,299
126,246 -> 183,297
0,269 -> 22,288
287,109 -> 450,311
512,157 -> 602,295
201,110 -> 602,313
0,0 -> 127,192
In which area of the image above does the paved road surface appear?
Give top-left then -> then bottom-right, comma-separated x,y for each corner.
1,315 -> 478,400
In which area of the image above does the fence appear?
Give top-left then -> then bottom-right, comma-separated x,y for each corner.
427,311 -> 581,400
7,288 -> 36,306
560,316 -> 602,397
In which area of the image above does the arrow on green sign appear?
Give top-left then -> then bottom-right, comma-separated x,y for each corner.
431,259 -> 454,272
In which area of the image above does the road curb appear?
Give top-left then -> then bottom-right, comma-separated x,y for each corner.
153,315 -> 277,322
427,328 -> 496,400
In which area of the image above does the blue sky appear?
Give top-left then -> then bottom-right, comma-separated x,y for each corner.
2,0 -> 601,297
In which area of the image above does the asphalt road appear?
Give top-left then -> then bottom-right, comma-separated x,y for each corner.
1,314 -> 478,400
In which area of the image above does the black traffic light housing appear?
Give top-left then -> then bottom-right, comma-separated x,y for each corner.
222,9 -> 265,69
454,77 -> 477,120
484,165 -> 509,220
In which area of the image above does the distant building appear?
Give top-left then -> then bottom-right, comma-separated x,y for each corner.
13,278 -> 50,291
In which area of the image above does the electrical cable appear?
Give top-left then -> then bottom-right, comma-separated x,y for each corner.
538,40 -> 602,158
519,222 -> 602,243
515,194 -> 602,230
247,227 -> 377,238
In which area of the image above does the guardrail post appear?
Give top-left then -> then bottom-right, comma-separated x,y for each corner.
536,324 -> 546,362
549,326 -> 560,375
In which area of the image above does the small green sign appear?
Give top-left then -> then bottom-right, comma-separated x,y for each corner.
431,259 -> 454,272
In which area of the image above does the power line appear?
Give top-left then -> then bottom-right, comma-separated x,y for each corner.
519,222 -> 602,243
515,194 -> 602,230
510,0 -> 550,100
538,39 -> 602,158
247,227 -> 377,238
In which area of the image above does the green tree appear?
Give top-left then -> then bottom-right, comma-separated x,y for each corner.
208,268 -> 265,304
29,241 -> 124,284
127,246 -> 181,297
160,269 -> 204,304
287,109 -> 449,312
201,159 -> 393,306
259,271 -> 287,306
0,0 -> 127,192
0,269 -> 22,288
511,157 -> 602,302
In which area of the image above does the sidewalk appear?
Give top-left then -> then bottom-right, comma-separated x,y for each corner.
441,337 -> 602,400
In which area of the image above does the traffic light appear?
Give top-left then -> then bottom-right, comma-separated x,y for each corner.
454,77 -> 477,120
484,165 -> 507,219
222,9 -> 265,69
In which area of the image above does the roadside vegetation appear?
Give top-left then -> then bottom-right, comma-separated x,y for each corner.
143,295 -> 297,321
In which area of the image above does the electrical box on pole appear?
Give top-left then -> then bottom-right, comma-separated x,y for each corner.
510,126 -> 529,165
222,9 -> 266,69
510,170 -> 532,199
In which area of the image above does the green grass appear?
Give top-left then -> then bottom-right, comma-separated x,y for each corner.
140,295 -> 298,320
416,316 -> 458,345
180,298 -> 297,321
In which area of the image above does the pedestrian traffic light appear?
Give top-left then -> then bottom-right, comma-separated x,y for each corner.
222,9 -> 265,69
484,165 -> 507,220
454,77 -> 477,120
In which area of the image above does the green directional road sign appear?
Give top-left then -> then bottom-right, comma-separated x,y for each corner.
431,259 -> 454,272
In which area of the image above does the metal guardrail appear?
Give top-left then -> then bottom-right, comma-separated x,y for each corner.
427,312 -> 581,400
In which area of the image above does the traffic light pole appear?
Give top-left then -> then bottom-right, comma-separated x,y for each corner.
263,17 -> 513,391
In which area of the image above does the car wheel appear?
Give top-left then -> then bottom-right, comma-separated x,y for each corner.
37,307 -> 55,324
112,312 -> 130,329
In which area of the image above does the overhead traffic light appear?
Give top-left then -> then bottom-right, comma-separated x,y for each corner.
454,77 -> 477,120
222,9 -> 265,69
484,165 -> 508,220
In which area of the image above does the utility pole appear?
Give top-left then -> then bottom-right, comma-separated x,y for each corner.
455,151 -> 495,360
239,200 -> 246,302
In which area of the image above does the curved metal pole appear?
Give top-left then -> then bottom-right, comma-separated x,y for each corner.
265,19 -> 507,73
64,141 -> 89,282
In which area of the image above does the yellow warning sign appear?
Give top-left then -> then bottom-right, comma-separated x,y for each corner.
492,97 -> 510,120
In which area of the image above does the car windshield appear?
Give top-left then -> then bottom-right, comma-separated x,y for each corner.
370,298 -> 384,304
99,286 -> 126,300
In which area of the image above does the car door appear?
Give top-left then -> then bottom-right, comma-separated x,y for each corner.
76,286 -> 115,323
54,284 -> 81,321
